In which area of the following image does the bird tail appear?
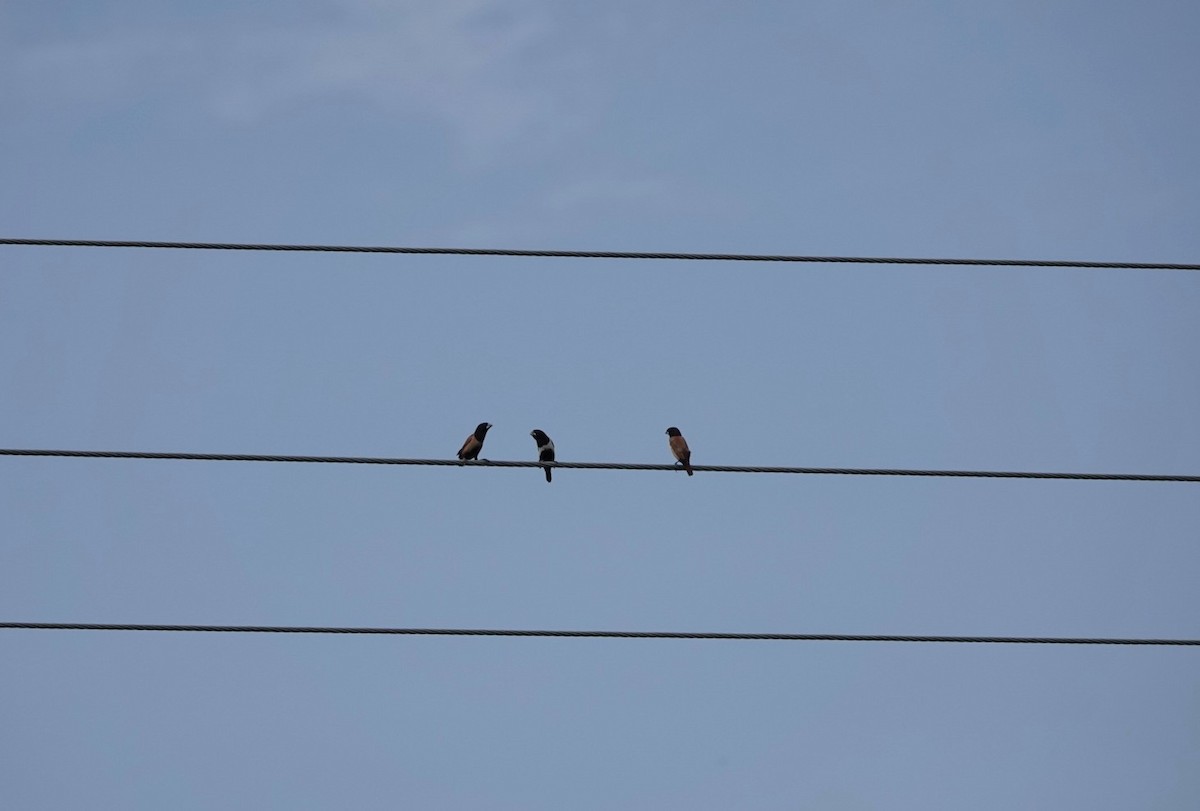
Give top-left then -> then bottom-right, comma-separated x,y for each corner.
684,453 -> 693,476
544,465 -> 552,483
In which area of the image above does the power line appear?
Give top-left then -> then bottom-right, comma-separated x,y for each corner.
1,622 -> 1195,646
2,448 -> 1196,482
1,237 -> 1196,271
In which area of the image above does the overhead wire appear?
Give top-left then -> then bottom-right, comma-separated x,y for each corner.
1,622 -> 1196,646
4,242 -> 1194,650
1,237 -> 1197,271
2,448 -> 1196,482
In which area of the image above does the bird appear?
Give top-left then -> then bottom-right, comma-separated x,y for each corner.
665,426 -> 693,476
530,429 -> 555,482
457,422 -> 492,461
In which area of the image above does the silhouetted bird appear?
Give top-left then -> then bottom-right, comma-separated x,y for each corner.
665,426 -> 693,476
457,422 -> 492,461
530,429 -> 555,482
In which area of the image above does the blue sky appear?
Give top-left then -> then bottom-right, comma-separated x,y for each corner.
2,2 -> 1198,808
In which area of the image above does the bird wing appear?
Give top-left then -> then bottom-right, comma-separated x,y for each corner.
669,435 -> 690,462
458,435 -> 480,459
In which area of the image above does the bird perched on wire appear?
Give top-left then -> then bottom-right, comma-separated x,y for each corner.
457,422 -> 492,461
665,426 -> 693,476
530,429 -> 555,482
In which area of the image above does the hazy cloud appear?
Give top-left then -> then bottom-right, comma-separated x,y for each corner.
5,0 -> 584,162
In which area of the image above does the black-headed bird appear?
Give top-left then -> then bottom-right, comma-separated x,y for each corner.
530,429 -> 555,482
457,422 -> 492,461
665,426 -> 693,476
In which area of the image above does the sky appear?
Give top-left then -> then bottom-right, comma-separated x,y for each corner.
1,2 -> 1198,808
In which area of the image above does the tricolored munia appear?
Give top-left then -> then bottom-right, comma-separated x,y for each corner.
530,429 -> 555,482
665,426 -> 693,476
457,422 -> 492,461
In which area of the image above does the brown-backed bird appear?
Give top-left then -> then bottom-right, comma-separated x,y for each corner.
530,429 -> 555,482
665,426 -> 693,476
457,422 -> 492,461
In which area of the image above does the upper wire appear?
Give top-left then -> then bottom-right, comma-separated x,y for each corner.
1,238 -> 1197,271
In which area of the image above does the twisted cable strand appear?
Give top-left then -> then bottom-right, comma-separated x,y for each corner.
2,238 -> 1196,270
1,622 -> 1196,645
2,448 -> 1197,481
